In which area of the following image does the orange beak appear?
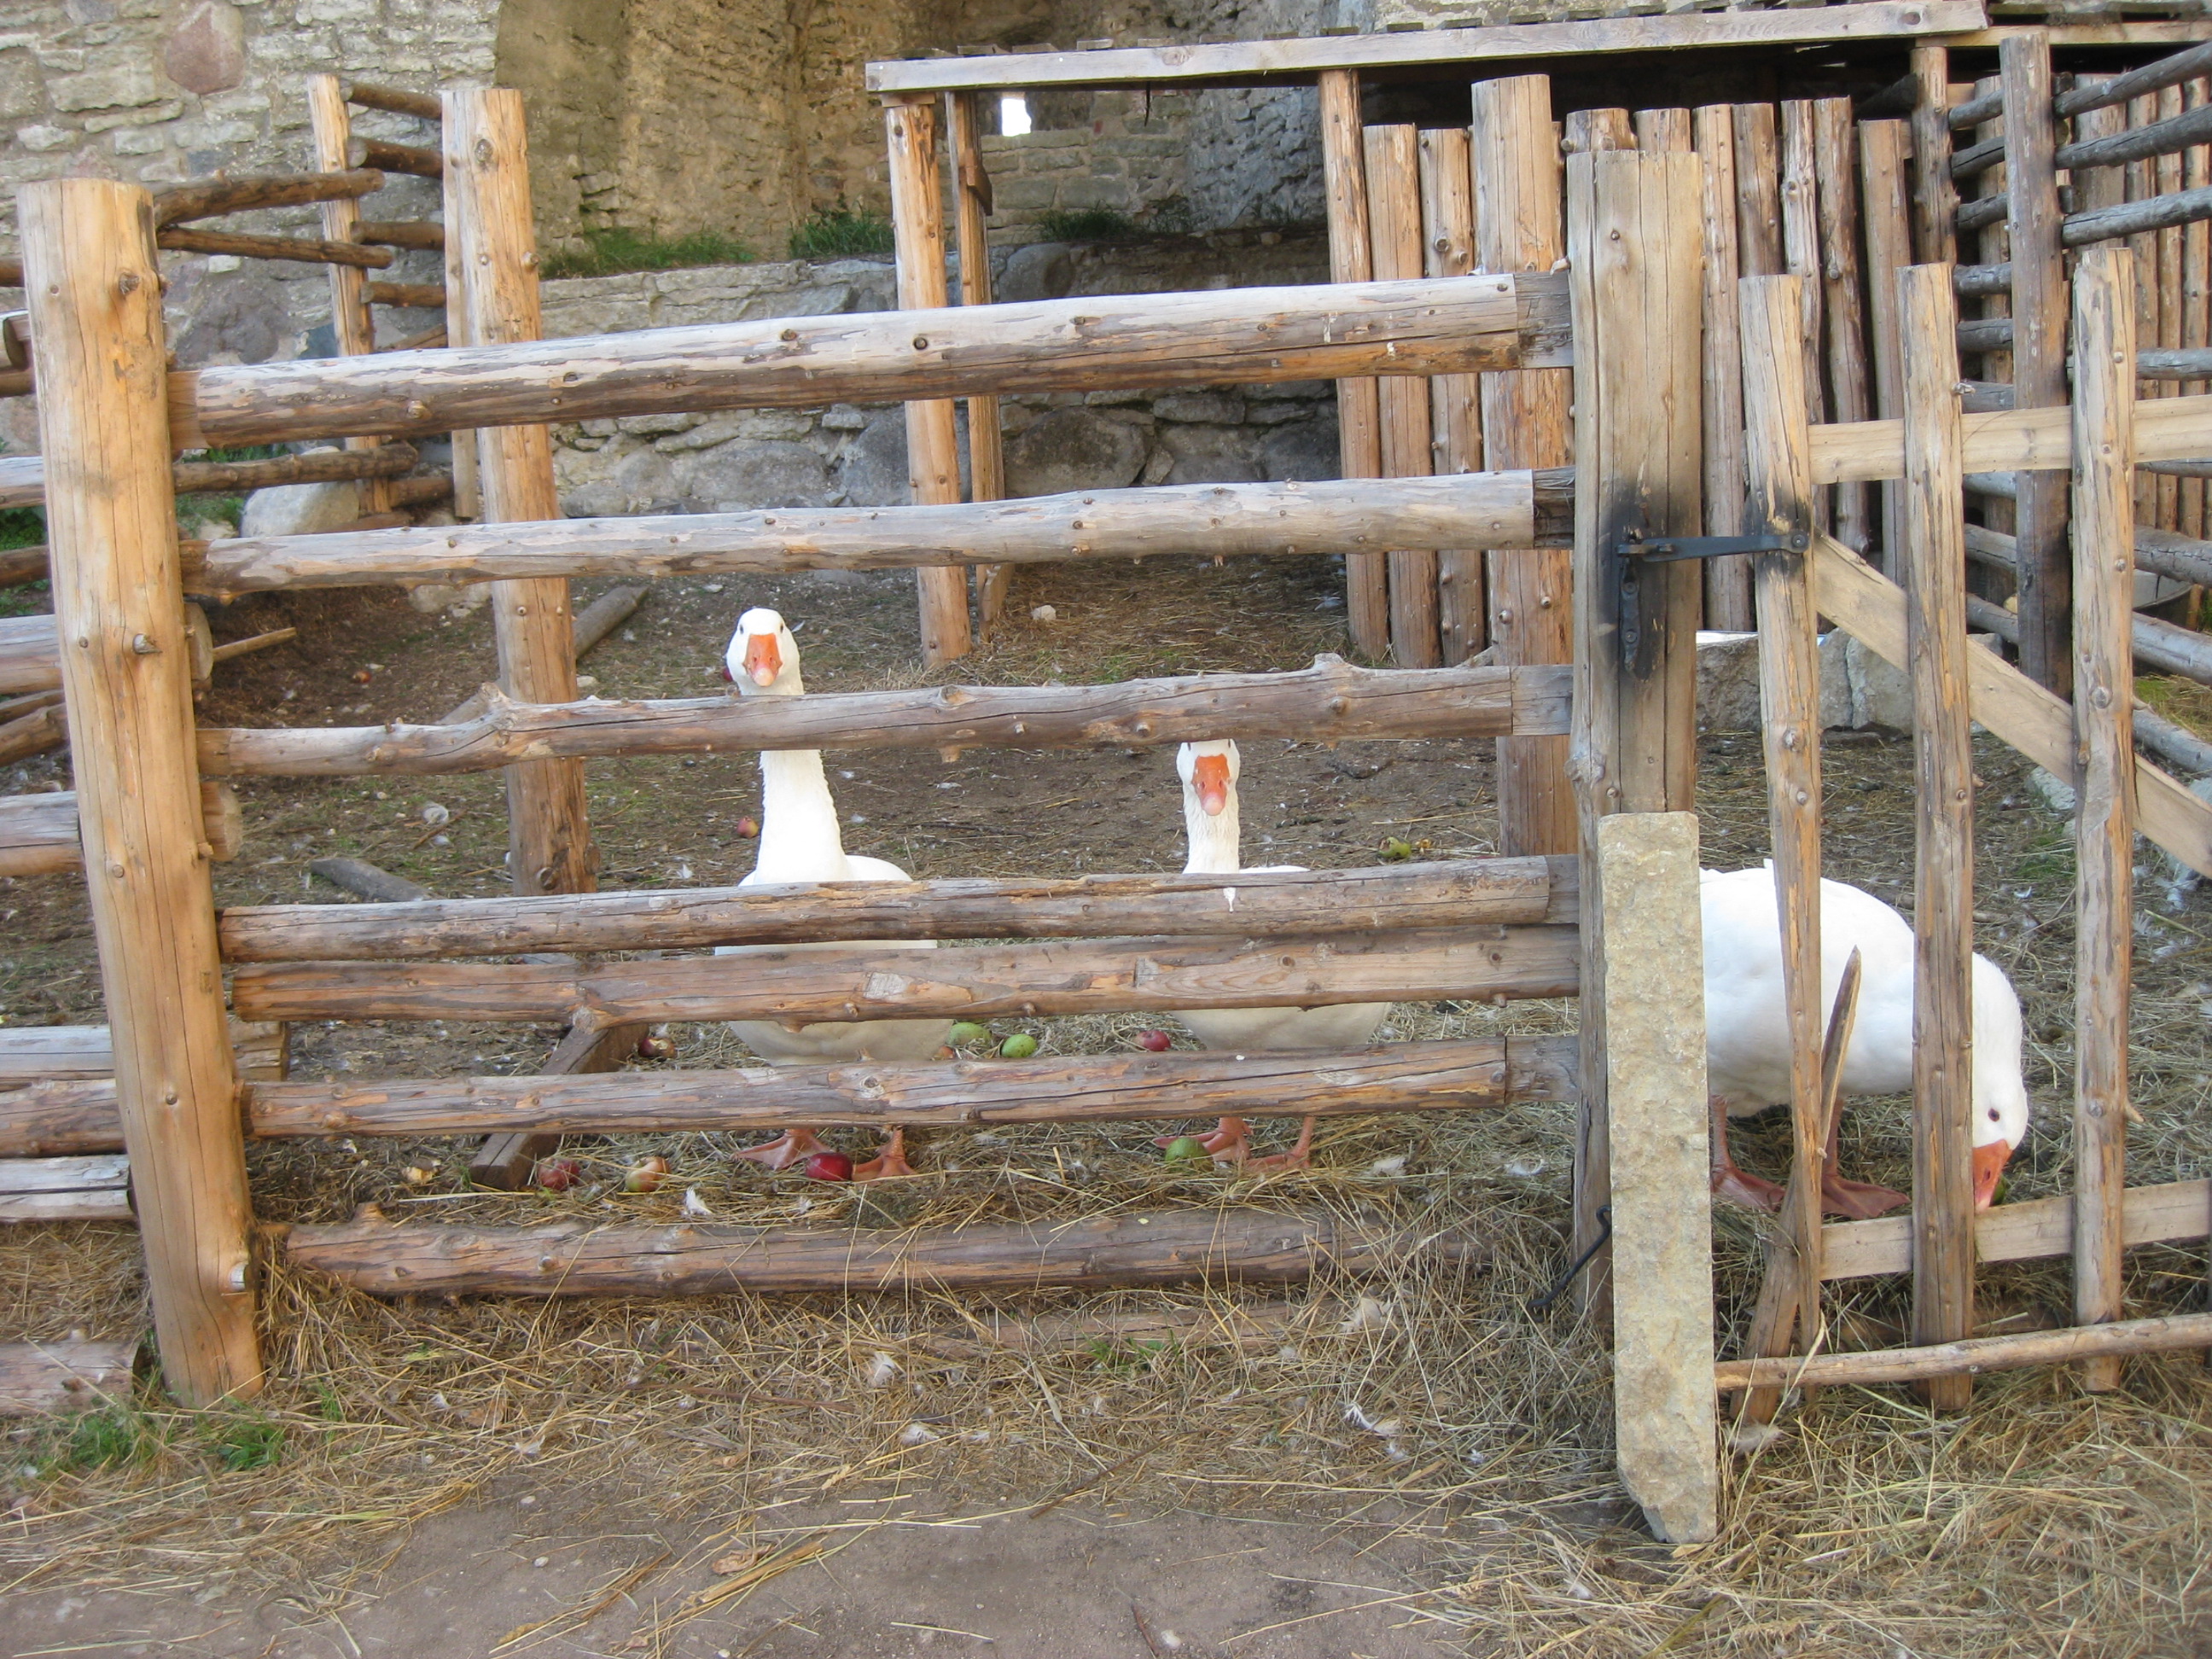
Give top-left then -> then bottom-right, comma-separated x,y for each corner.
742,632 -> 782,687
1971,1138 -> 2012,1211
1190,753 -> 1231,816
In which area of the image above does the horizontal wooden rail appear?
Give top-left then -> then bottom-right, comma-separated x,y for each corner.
1947,89 -> 2003,130
1948,133 -> 2004,181
364,281 -> 445,310
156,226 -> 393,270
1715,1312 -> 2212,1391
0,1155 -> 131,1224
0,1338 -> 137,1414
0,615 -> 55,696
0,1021 -> 286,1084
2058,99 -> 2212,170
349,137 -> 439,178
2054,39 -> 2212,117
1964,542 -> 2212,683
345,80 -> 441,121
219,855 -> 1576,963
230,924 -> 1580,1025
150,168 -> 386,229
0,1080 -> 122,1158
184,470 -> 1575,599
196,656 -> 1571,778
1819,1176 -> 2210,1282
1807,392 -> 2212,486
284,1206 -> 1483,1297
2064,185 -> 2212,247
5,443 -> 421,513
1954,262 -> 2012,297
2136,525 -> 2212,584
0,783 -> 242,878
169,273 -> 1571,448
355,220 -> 445,252
247,1033 -> 1579,1138
1957,195 -> 2005,236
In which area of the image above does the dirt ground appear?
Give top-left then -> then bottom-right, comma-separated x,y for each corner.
3,551 -> 2210,1656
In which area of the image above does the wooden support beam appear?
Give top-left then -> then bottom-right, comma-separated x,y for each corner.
1366,124 -> 1441,669
469,1016 -> 648,1192
1320,68 -> 1388,660
0,1154 -> 131,1223
155,226 -> 393,269
1472,74 -> 1576,862
174,443 -> 418,497
1898,263 -> 1977,1412
0,782 -> 241,878
363,281 -> 446,310
2057,40 -> 2212,118
444,89 -> 600,901
196,656 -> 1570,779
2070,246 -> 2138,1393
1912,45 -> 1959,264
1807,392 -> 2212,484
1813,98 -> 1872,554
0,701 -> 64,766
1819,1175 -> 2211,1281
251,1033 -> 1578,1139
19,178 -> 259,1406
2058,99 -> 2212,171
151,169 -> 385,228
1596,812 -> 1716,1545
219,855 -> 1575,963
0,1339 -> 137,1416
1779,102 -> 1828,470
355,219 -> 445,252
1714,1311 -> 2212,1392
1733,102 -> 1784,280
884,95 -> 974,667
345,79 -> 441,121
1861,119 -> 1914,575
0,1021 -> 285,1084
1694,105 -> 1751,626
230,923 -> 1580,1025
945,90 -> 1009,634
305,75 -> 393,531
171,272 -> 1573,451
349,136 -> 440,178
1417,125 -> 1485,665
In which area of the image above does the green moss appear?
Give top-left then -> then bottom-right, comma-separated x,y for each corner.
1037,207 -> 1140,242
0,506 -> 42,550
788,202 -> 896,261
542,227 -> 754,281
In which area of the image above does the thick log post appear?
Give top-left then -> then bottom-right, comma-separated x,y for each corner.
1911,44 -> 1959,264
20,179 -> 259,1405
2070,246 -> 2138,1392
1417,125 -> 1484,663
304,74 -> 394,520
946,90 -> 1010,631
1365,124 -> 1441,668
1694,104 -> 1751,627
443,89 -> 600,899
1472,74 -> 1577,859
885,94 -> 975,666
1566,149 -> 1705,1320
1319,67 -> 1389,659
1860,119 -> 1914,574
1813,97 -> 1873,553
1898,263 -> 1977,1412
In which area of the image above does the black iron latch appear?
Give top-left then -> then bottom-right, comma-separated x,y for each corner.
1616,530 -> 1808,562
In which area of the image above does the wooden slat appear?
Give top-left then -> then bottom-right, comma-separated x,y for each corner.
0,1021 -> 286,1084
1734,102 -> 1784,280
169,273 -> 1573,450
1695,105 -> 1751,626
346,79 -> 441,121
1366,124 -> 1441,669
0,1155 -> 131,1223
1321,69 -> 1388,661
1912,45 -> 1959,264
1860,119 -> 1915,575
2056,39 -> 2212,117
0,783 -> 242,878
0,1338 -> 137,1416
151,168 -> 385,227
1813,97 -> 1873,553
1819,1176 -> 2212,1280
1779,102 -> 1829,477
305,76 -> 393,524
1715,1311 -> 2212,1391
1418,125 -> 1485,666
1806,391 -> 2212,484
946,90 -> 1010,632
154,226 -> 393,269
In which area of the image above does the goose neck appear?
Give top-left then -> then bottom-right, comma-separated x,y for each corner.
757,748 -> 846,867
1183,791 -> 1243,876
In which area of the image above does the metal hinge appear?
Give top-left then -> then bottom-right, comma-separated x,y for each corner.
1616,530 -> 1808,562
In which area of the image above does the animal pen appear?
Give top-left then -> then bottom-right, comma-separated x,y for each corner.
2,17 -> 2212,1550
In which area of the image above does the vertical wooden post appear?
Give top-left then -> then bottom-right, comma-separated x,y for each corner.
1472,74 -> 1576,859
1365,124 -> 1441,668
306,74 -> 393,521
1860,119 -> 1914,577
1568,148 -> 1705,1317
1695,105 -> 1751,628
1417,125 -> 1484,665
2004,32 -> 2073,697
2184,79 -> 2209,541
20,180 -> 260,1406
1779,102 -> 1828,445
2157,86 -> 2185,535
1319,69 -> 1388,661
2124,94 -> 2160,534
1564,107 -> 1634,154
884,94 -> 973,667
1596,811 -> 1718,1545
1970,76 -> 2017,544
1739,275 -> 1827,1336
442,141 -> 483,524
1632,108 -> 1689,154
2071,246 -> 2138,1394
1899,262 -> 1977,1412
444,89 -> 600,899
946,91 -> 1010,632
1813,98 -> 1872,554
1732,104 -> 1784,280
1910,44 -> 1959,265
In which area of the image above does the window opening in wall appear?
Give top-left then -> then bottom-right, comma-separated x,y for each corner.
1000,92 -> 1032,137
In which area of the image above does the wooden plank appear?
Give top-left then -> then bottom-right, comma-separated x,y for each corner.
1780,104 -> 1829,521
864,5 -> 1985,95
1632,108 -> 1689,154
0,1339 -> 137,1416
250,1034 -> 1579,1138
1596,812 -> 1716,1546
1860,119 -> 1915,575
19,178 -> 259,1406
198,657 -> 1570,779
0,612 -> 58,696
0,1022 -> 285,1084
1806,391 -> 2212,483
172,272 -> 1573,450
0,1155 -> 130,1192
304,76 -> 393,522
884,95 -> 974,667
1814,97 -> 1873,553
1563,107 -> 1633,155
287,1206 -> 1482,1297
2159,85 -> 2186,536
1321,69 -> 1388,661
0,1181 -> 132,1222
1417,125 -> 1485,665
0,783 -> 242,878
230,924 -> 1582,1025
2186,79 -> 2209,543
1714,1312 -> 2212,1392
218,855 -> 1575,963
1899,262 -> 1977,1412
1912,45 -> 1960,264
2071,246 -> 2138,1393
469,1014 -> 647,1192
152,168 -> 384,227
946,90 -> 1010,632
1366,124 -> 1440,669
154,226 -> 393,269
1734,103 -> 1784,280
1472,74 -> 1576,861
1695,105 -> 1752,627
443,90 -> 600,901
1820,1176 -> 2212,1280
2056,40 -> 2212,117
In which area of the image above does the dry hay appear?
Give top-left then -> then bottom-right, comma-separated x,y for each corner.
0,559 -> 2208,1655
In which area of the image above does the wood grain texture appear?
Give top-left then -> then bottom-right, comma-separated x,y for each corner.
154,225 -> 392,268
1366,124 -> 1441,668
1714,1312 -> 2212,1392
1813,98 -> 1872,552
0,1021 -> 285,1084
1780,102 -> 1829,457
444,90 -> 600,901
1563,107 -> 1633,155
0,783 -> 242,878
1819,1175 -> 2212,1281
1632,108 -> 1689,154
285,1206 -> 1483,1297
1471,74 -> 1575,860
1694,105 -> 1750,626
1321,69 -> 1388,660
1417,125 -> 1485,664
1912,45 -> 1960,263
230,924 -> 1582,1025
305,77 -> 394,524
0,1339 -> 137,1416
1806,392 -> 2212,484
218,855 -> 1576,963
151,168 -> 384,227
946,90 -> 1010,632
20,178 -> 259,1406
1733,102 -> 1784,278
1860,119 -> 1914,575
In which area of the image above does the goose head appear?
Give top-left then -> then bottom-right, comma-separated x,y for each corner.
1178,739 -> 1238,817
725,607 -> 804,696
1970,952 -> 2032,1209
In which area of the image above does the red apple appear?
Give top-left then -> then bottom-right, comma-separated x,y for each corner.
534,1156 -> 583,1191
804,1150 -> 853,1182
1136,1029 -> 1174,1051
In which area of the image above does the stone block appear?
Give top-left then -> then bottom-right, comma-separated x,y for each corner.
1245,400 -> 1309,425
162,0 -> 246,96
837,409 -> 911,508
1004,408 -> 1149,498
110,125 -> 166,155
15,125 -> 78,153
615,412 -> 702,438
1152,393 -> 1243,425
998,241 -> 1074,303
0,54 -> 39,121
240,475 -> 360,538
821,404 -> 874,432
49,63 -> 162,112
84,100 -> 181,134
556,439 -> 678,519
992,178 -> 1059,212
673,439 -> 830,511
1260,420 -> 1340,483
1156,424 -> 1263,485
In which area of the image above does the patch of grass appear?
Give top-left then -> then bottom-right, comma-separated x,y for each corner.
0,506 -> 42,550
37,1408 -> 161,1476
205,1417 -> 284,1473
788,201 -> 895,261
0,579 -> 45,618
183,445 -> 285,465
1037,207 -> 1140,242
542,227 -> 754,282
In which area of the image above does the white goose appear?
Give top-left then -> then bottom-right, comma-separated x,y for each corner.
718,608 -> 950,1173
1702,865 -> 2031,1217
1160,740 -> 1391,1167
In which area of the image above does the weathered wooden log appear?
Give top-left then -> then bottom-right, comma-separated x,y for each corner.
1953,261 -> 2011,296
349,137 -> 441,178
283,1206 -> 1484,1297
230,924 -> 1580,1025
386,473 -> 453,509
2137,347 -> 2212,379
175,442 -> 418,497
308,856 -> 428,904
469,1014 -> 650,1191
0,702 -> 64,766
1714,1312 -> 2212,1391
0,1081 -> 124,1158
196,656 -> 1572,779
345,80 -> 442,121
170,273 -> 1574,449
2058,99 -> 2212,172
0,365 -> 32,399
182,471 -> 1572,599
2135,706 -> 2212,775
1807,393 -> 2212,486
0,1338 -> 137,1415
2056,39 -> 2212,117
1818,1176 -> 2212,1281
250,1033 -> 1579,1139
150,169 -> 385,228
437,585 -> 644,725
0,782 -> 240,878
2064,185 -> 2212,248
220,856 -> 1575,963
364,281 -> 446,310
0,1155 -> 131,1223
355,220 -> 445,252
0,1020 -> 286,1084
0,614 -> 55,696
0,544 -> 44,587
156,226 -> 394,270
210,626 -> 298,667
